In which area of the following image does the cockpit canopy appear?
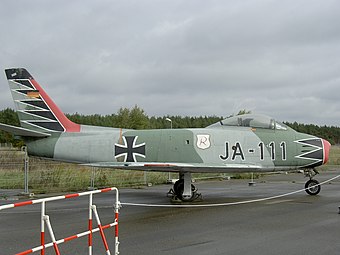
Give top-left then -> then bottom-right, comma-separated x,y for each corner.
209,114 -> 288,130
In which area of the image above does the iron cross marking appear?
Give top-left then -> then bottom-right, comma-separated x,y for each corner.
114,136 -> 146,162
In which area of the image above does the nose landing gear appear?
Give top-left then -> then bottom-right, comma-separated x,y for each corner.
304,169 -> 321,196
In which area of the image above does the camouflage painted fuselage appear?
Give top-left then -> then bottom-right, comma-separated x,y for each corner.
25,123 -> 327,173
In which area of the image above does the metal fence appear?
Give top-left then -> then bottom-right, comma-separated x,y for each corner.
0,146 -> 177,194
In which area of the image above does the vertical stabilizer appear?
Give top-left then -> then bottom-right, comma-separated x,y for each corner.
5,68 -> 80,133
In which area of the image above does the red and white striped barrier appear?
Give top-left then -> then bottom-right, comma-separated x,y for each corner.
0,187 -> 120,255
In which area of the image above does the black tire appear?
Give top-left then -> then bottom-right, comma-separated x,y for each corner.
173,180 -> 196,201
173,179 -> 183,195
305,179 -> 321,196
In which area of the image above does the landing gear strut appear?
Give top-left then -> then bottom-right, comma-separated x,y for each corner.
304,168 -> 321,196
168,172 -> 201,202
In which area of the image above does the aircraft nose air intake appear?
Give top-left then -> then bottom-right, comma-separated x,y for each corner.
322,139 -> 331,164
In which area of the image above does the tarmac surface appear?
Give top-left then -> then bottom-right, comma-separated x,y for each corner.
1,169 -> 340,255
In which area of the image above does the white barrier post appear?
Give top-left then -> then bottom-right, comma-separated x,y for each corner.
41,201 -> 45,255
0,187 -> 120,255
43,215 -> 61,255
114,195 -> 120,255
92,205 -> 111,255
88,193 -> 93,255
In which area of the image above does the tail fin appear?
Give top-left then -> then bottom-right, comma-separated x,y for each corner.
5,68 -> 80,133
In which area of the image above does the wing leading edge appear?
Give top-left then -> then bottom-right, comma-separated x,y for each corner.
84,162 -> 262,173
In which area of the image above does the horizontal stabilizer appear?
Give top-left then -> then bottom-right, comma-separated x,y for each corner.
0,123 -> 51,137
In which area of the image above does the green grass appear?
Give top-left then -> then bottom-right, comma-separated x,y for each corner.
328,145 -> 340,165
0,149 -> 173,193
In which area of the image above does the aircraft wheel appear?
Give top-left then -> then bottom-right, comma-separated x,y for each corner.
173,180 -> 196,201
305,179 -> 321,196
173,179 -> 183,195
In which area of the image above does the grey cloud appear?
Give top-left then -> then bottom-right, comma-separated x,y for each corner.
0,0 -> 339,126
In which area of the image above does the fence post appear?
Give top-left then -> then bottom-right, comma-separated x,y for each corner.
89,167 -> 96,190
22,146 -> 29,194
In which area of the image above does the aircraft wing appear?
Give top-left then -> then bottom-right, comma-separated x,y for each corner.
84,162 -> 262,173
0,123 -> 51,138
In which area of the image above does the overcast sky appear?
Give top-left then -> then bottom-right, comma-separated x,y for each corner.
0,0 -> 339,126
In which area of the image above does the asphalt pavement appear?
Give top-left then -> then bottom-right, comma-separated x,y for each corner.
1,169 -> 340,255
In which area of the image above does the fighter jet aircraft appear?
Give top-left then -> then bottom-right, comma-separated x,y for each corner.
0,68 -> 331,201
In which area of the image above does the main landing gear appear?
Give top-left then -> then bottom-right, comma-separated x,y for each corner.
167,172 -> 201,202
304,168 -> 321,196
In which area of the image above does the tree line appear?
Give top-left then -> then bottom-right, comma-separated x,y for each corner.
0,107 -> 339,145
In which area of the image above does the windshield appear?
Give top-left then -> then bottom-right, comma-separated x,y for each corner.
217,114 -> 287,130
